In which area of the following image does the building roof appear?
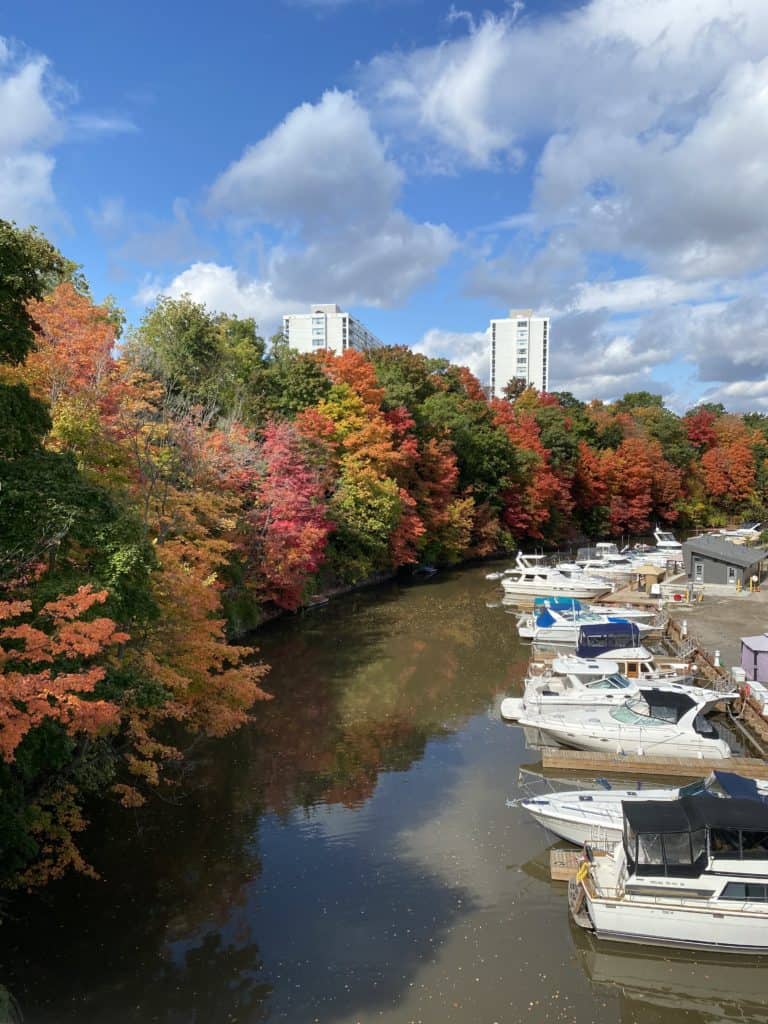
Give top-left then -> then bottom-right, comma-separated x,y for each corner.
683,534 -> 768,567
741,634 -> 768,652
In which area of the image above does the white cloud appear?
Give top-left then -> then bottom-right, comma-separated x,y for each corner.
0,49 -> 61,224
169,90 -> 457,312
0,38 -> 136,226
137,262 -> 299,334
361,1 -> 768,407
268,212 -> 455,307
209,90 -> 401,232
572,275 -> 728,314
413,327 -> 489,382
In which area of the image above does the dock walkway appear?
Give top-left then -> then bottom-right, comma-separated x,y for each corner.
541,747 -> 768,778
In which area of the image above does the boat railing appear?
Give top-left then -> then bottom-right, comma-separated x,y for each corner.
588,877 -> 768,914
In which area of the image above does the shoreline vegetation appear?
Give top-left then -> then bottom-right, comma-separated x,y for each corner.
3,219 -> 768,889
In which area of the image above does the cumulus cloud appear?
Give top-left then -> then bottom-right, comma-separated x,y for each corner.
135,262 -> 299,334
362,1 -> 768,405
413,326 -> 490,382
146,90 -> 455,313
0,38 -> 136,226
0,48 -> 61,224
210,91 -> 401,232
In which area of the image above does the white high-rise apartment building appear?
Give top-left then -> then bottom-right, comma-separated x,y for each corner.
282,304 -> 383,355
489,309 -> 550,398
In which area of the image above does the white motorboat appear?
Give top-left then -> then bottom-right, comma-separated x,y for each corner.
517,606 -> 653,646
537,647 -> 696,684
517,693 -> 733,759
585,603 -> 656,622
519,770 -> 768,847
653,527 -> 683,554
500,554 -> 611,601
503,669 -> 732,722
527,596 -> 656,622
501,671 -> 642,721
569,794 -> 768,953
561,556 -> 635,581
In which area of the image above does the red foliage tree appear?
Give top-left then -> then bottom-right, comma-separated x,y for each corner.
701,442 -> 756,510
249,421 -> 334,609
684,408 -> 719,451
492,400 -> 565,539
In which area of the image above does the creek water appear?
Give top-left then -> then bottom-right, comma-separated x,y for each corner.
1,565 -> 765,1023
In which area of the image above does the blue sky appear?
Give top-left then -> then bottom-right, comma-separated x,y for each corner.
3,0 -> 768,410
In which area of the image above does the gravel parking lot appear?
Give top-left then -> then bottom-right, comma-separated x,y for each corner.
669,585 -> 768,669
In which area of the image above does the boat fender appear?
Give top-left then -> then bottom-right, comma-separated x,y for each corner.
673,593 -> 683,601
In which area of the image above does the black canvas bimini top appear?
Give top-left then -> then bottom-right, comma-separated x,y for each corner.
623,795 -> 768,834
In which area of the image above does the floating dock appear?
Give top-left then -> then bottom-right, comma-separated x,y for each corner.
541,747 -> 768,778
550,849 -> 581,881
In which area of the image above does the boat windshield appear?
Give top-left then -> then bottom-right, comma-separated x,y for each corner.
610,703 -> 667,726
656,532 -> 675,543
585,674 -> 633,690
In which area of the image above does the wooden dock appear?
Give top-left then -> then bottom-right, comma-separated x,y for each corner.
550,849 -> 581,881
541,747 -> 768,779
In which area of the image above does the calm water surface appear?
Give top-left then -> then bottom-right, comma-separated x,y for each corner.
1,565 -> 765,1023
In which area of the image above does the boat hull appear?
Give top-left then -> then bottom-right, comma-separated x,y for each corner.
503,581 -> 610,600
582,895 -> 768,954
525,805 -> 623,846
528,719 -> 731,760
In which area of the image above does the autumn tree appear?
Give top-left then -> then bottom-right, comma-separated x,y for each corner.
248,421 -> 333,610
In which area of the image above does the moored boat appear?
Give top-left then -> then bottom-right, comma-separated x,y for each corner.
517,606 -> 654,646
519,770 -> 768,847
517,693 -> 733,759
500,554 -> 611,602
569,794 -> 768,953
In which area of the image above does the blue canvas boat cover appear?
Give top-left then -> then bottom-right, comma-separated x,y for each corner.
576,622 -> 640,657
533,596 -> 583,612
535,608 -> 556,627
714,771 -> 768,804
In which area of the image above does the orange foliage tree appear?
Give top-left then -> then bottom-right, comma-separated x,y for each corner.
0,585 -> 125,761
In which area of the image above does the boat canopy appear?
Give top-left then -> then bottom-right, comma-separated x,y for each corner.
536,608 -> 557,628
533,596 -> 583,611
714,771 -> 768,804
576,622 -> 640,658
623,796 -> 768,876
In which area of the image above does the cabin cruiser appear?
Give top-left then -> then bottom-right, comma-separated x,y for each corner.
516,691 -> 733,759
533,647 -> 696,685
519,771 -> 768,847
516,606 -> 653,646
502,670 -> 732,723
560,555 -> 636,582
500,553 -> 611,601
569,794 -> 768,952
653,528 -> 683,554
584,603 -> 656,622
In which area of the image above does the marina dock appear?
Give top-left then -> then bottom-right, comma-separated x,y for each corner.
550,849 -> 581,881
540,747 -> 768,778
